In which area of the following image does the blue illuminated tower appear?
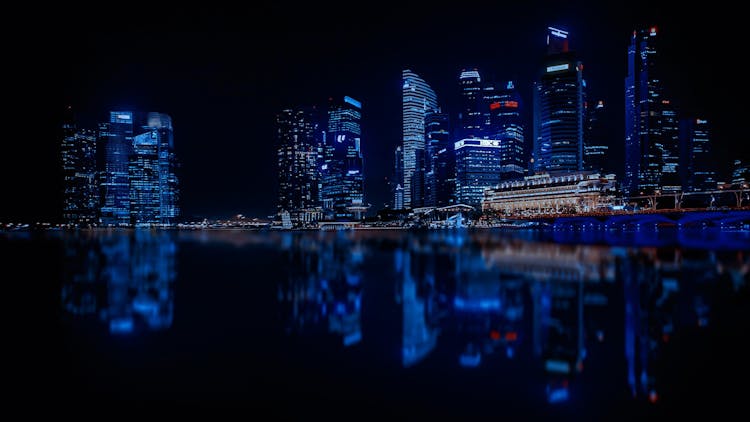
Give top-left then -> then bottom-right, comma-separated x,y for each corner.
533,27 -> 585,174
624,27 -> 665,196
680,118 -> 716,192
458,69 -> 484,139
402,69 -> 438,208
99,111 -> 134,226
424,111 -> 453,206
322,96 -> 366,220
584,100 -> 609,175
489,80 -> 525,180
129,129 -> 161,225
454,138 -> 505,206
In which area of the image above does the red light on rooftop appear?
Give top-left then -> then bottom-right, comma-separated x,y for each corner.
505,331 -> 518,341
490,330 -> 501,340
490,102 -> 501,110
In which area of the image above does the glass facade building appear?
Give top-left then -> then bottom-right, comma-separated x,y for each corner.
424,112 -> 453,207
624,27 -> 665,196
533,27 -> 585,174
458,69 -> 484,139
402,69 -> 438,209
583,100 -> 609,175
489,80 -> 525,180
454,138 -> 505,206
680,118 -> 716,192
98,111 -> 134,226
276,107 -> 323,223
322,96 -> 365,220
61,107 -> 98,225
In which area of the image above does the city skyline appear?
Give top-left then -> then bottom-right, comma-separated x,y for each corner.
7,2 -> 743,221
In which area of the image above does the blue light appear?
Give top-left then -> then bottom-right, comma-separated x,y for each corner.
344,96 -> 361,109
110,317 -> 134,333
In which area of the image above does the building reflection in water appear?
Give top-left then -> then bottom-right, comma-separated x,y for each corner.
61,230 -> 176,333
277,229 -> 747,405
277,231 -> 363,347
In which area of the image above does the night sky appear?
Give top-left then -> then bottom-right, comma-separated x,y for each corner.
6,1 -> 742,221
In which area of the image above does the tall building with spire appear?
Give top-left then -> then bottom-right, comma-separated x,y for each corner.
402,69 -> 438,209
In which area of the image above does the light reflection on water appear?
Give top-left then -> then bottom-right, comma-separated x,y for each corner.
8,227 -> 749,415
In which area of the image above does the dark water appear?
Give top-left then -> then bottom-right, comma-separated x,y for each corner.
7,228 -> 750,417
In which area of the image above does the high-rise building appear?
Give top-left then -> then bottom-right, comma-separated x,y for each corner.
61,107 -> 98,225
322,96 -> 365,220
489,80 -> 525,180
584,100 -> 609,175
392,146 -> 404,209
276,107 -> 323,224
533,27 -> 585,174
130,130 -> 161,225
147,112 -> 179,225
680,118 -> 716,192
424,112 -> 452,207
458,69 -> 484,139
402,69 -> 438,209
454,138 -> 505,206
659,100 -> 680,192
624,27 -> 667,196
99,111 -> 134,226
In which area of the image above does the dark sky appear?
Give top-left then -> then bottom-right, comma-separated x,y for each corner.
5,1 -> 742,221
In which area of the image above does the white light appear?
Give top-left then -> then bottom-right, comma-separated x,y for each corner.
548,27 -> 568,38
546,64 -> 569,73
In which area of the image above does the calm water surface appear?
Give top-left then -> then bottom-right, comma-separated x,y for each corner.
8,228 -> 750,417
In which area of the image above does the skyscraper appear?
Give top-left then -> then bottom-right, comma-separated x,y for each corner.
680,118 -> 716,192
624,27 -> 666,196
424,112 -> 452,207
61,107 -> 98,225
402,69 -> 438,209
489,80 -> 525,180
392,146 -> 404,209
276,107 -> 323,224
533,27 -> 585,174
584,100 -> 609,175
458,69 -> 484,140
454,138 -> 505,206
147,112 -> 180,225
130,129 -> 161,225
659,100 -> 680,192
322,96 -> 365,220
99,111 -> 134,226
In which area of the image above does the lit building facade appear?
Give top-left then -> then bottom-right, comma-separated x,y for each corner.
458,69 -> 484,139
392,145 -> 404,209
61,107 -> 98,225
424,112 -> 454,207
584,100 -> 609,175
732,159 -> 750,186
99,111 -> 134,226
402,69 -> 438,208
129,130 -> 161,225
482,172 -> 617,216
679,118 -> 716,192
533,27 -> 585,174
624,27 -> 669,196
322,96 -> 365,220
147,113 -> 180,225
276,107 -> 323,224
489,80 -> 525,181
454,138 -> 505,206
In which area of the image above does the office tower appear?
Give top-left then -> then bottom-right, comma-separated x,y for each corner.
533,27 -> 585,174
454,138 -> 505,206
402,69 -> 438,208
584,100 -> 609,174
625,26 -> 676,196
680,118 -> 716,192
392,146 -> 404,209
147,113 -> 180,225
322,96 -> 365,220
458,69 -> 484,139
129,129 -> 161,225
99,111 -> 134,226
659,100 -> 680,192
424,112 -> 452,207
489,80 -> 525,180
276,107 -> 323,224
61,107 -> 99,225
